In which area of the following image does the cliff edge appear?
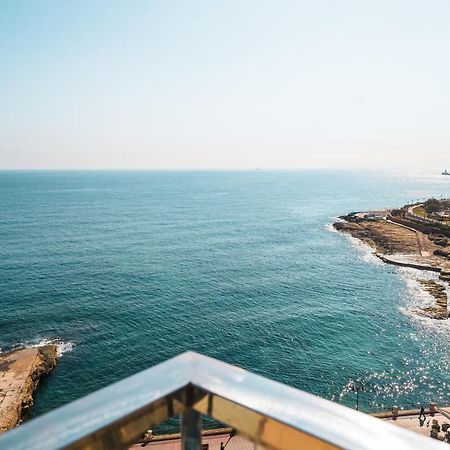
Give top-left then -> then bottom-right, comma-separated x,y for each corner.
0,346 -> 58,433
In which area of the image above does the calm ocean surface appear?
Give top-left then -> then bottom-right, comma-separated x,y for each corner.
1,170 -> 450,420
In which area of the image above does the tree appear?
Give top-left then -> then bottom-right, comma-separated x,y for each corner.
424,198 -> 441,214
391,209 -> 404,217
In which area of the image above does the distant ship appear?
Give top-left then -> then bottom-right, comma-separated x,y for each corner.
443,169 -> 450,176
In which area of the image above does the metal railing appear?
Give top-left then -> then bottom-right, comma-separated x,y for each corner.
0,352 -> 442,450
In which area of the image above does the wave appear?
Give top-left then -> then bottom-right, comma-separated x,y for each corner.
326,220 -> 450,325
396,267 -> 450,327
8,338 -> 75,357
397,268 -> 437,308
325,221 -> 383,266
324,222 -> 339,234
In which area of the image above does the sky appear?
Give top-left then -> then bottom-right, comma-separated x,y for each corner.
1,0 -> 450,170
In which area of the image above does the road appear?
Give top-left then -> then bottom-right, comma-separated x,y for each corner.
386,219 -> 433,257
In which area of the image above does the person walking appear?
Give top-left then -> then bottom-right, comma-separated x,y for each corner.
419,407 -> 426,421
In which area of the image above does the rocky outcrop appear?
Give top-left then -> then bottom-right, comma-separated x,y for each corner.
417,307 -> 450,320
434,248 -> 450,260
440,271 -> 450,283
429,235 -> 449,247
333,217 -> 420,255
334,212 -> 450,320
415,280 -> 450,320
0,346 -> 58,433
419,280 -> 448,307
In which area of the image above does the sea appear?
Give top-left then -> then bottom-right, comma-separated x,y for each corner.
1,169 -> 450,422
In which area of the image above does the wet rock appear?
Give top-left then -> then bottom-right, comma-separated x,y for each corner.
416,307 -> 450,320
440,271 -> 450,282
416,280 -> 449,319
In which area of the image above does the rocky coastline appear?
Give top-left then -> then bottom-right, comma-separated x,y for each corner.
0,346 -> 58,433
334,208 -> 450,320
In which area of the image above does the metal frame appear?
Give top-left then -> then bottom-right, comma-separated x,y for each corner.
0,352 -> 442,450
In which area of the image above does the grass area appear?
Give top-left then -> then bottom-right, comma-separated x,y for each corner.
413,206 -> 427,217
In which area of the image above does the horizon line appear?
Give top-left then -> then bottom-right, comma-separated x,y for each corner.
0,166 -> 444,172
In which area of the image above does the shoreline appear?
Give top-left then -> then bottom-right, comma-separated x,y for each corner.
375,253 -> 442,272
0,346 -> 58,433
333,208 -> 450,320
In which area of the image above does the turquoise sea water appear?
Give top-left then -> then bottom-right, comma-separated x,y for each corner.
1,170 -> 450,421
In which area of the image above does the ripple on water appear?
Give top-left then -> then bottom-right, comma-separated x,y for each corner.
328,224 -> 450,411
2,171 -> 450,420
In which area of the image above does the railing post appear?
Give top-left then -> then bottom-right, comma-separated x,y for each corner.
181,408 -> 202,450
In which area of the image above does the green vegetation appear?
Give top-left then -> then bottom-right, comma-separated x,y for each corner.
424,198 -> 441,214
413,206 -> 426,217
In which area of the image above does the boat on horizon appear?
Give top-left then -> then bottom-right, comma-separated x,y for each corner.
442,169 -> 450,175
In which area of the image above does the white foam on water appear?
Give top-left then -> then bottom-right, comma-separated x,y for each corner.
54,341 -> 75,357
325,220 -> 383,266
324,222 -> 339,234
395,266 -> 450,330
327,219 -> 450,329
398,268 -> 436,308
10,338 -> 75,357
343,232 -> 383,266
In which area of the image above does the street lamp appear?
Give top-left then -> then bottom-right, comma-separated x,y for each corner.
350,381 -> 365,411
220,429 -> 236,450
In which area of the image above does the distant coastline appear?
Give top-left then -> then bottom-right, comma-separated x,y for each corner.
333,200 -> 450,320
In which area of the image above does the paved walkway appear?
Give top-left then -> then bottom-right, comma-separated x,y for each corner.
383,412 -> 450,440
129,433 -> 264,450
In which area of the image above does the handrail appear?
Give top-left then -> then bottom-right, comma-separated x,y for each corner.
0,352 -> 442,450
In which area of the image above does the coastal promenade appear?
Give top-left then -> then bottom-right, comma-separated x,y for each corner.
129,430 -> 263,450
0,350 -> 444,449
373,407 -> 450,441
383,413 -> 448,439
129,408 -> 450,448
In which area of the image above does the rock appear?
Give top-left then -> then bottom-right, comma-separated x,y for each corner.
334,208 -> 450,320
429,235 -> 449,246
416,307 -> 450,320
434,249 -> 450,258
415,279 -> 449,319
0,346 -> 58,433
418,280 -> 448,309
440,271 -> 450,282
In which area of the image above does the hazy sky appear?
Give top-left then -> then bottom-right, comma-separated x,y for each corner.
1,1 -> 449,170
